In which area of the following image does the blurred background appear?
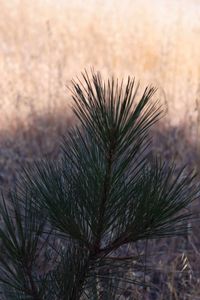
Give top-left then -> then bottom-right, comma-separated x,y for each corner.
1,0 -> 200,298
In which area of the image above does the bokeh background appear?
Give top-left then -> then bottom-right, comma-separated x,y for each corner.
1,0 -> 200,298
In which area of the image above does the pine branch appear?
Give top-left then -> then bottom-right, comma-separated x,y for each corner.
0,70 -> 198,299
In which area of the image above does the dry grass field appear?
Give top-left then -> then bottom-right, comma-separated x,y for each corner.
1,0 -> 200,298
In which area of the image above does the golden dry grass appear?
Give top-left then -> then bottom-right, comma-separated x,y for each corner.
1,0 -> 200,298
1,0 -> 200,128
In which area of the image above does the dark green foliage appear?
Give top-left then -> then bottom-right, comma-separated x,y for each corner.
0,71 -> 198,299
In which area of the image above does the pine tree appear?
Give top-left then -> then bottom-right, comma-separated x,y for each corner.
0,71 -> 198,299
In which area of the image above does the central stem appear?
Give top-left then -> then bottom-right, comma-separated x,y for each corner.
93,129 -> 116,254
72,129 -> 117,299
